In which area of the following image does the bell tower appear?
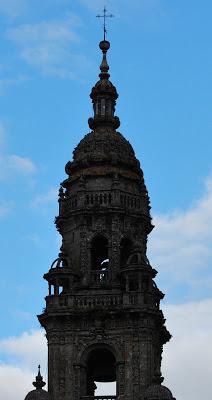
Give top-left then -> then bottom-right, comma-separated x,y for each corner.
38,39 -> 176,400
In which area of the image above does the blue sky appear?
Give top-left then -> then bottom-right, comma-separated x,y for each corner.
0,1 -> 212,399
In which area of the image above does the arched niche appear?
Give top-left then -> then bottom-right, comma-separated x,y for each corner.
120,237 -> 133,267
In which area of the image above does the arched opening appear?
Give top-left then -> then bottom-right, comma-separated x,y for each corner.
86,348 -> 116,396
120,238 -> 132,267
91,235 -> 109,270
91,236 -> 109,285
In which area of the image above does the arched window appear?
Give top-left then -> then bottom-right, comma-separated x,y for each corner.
91,235 -> 109,270
120,238 -> 132,267
86,348 -> 116,396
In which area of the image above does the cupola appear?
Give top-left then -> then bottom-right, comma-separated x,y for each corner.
24,366 -> 50,400
88,40 -> 120,130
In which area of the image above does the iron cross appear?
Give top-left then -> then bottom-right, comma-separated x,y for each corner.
96,6 -> 114,40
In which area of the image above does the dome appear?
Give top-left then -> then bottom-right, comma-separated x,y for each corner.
25,389 -> 50,400
90,78 -> 118,98
24,366 -> 51,400
65,128 -> 141,176
144,384 -> 175,400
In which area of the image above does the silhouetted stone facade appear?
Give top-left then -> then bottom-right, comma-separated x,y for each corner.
37,40 -> 176,400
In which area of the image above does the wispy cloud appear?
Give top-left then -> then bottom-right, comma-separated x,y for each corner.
31,187 -> 58,207
12,310 -> 32,320
0,202 -> 12,217
78,0 -> 105,11
79,0 -> 161,12
0,122 -> 37,180
23,233 -> 43,247
0,154 -> 37,180
0,0 -> 28,18
0,123 -> 6,148
6,14 -> 90,78
8,154 -> 36,174
149,175 -> 212,297
0,75 -> 29,96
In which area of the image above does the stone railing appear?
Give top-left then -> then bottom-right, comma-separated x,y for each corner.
85,192 -> 112,207
74,294 -> 122,308
46,293 -> 123,310
45,292 -> 158,311
60,190 -> 147,214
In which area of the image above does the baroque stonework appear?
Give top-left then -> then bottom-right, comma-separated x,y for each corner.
36,39 -> 176,400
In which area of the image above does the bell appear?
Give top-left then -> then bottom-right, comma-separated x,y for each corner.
92,361 -> 116,382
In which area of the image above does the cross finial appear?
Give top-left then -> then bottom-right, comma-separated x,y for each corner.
96,6 -> 114,40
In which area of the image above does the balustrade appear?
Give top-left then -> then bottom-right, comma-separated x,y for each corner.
74,294 -> 122,308
60,189 -> 146,213
45,290 -> 157,311
45,293 -> 123,310
85,192 -> 112,207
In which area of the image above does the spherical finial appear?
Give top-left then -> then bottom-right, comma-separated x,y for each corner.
99,40 -> 110,52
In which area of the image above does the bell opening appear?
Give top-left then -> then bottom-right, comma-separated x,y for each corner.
86,348 -> 116,396
91,235 -> 109,270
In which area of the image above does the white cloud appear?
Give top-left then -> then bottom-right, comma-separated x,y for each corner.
0,330 -> 47,368
7,14 -> 89,78
0,365 -> 33,400
162,299 -> 212,400
149,176 -> 212,295
0,330 -> 47,400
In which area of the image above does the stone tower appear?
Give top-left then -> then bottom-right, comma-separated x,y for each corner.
38,39 -> 176,400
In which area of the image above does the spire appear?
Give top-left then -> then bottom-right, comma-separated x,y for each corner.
32,365 -> 46,390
